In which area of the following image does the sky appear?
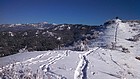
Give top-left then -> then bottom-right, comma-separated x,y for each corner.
0,0 -> 140,25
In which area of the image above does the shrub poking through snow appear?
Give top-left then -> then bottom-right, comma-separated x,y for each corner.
74,40 -> 89,51
135,56 -> 140,61
0,64 -> 44,79
122,47 -> 130,53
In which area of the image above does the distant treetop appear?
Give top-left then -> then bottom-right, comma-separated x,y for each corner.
115,17 -> 119,19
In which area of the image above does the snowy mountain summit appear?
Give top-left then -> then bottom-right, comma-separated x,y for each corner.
105,18 -> 140,53
0,18 -> 140,79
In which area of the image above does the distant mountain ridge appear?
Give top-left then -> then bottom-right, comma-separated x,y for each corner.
0,23 -> 101,57
0,18 -> 140,57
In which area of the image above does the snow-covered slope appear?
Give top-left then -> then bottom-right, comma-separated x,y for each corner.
0,19 -> 140,79
92,19 -> 140,54
115,19 -> 140,54
0,47 -> 140,79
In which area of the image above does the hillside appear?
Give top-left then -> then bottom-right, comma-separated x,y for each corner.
0,23 -> 101,57
0,18 -> 140,79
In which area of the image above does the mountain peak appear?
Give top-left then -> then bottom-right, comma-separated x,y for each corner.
113,18 -> 122,23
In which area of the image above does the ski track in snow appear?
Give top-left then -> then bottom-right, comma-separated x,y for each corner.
39,50 -> 70,79
23,51 -> 65,66
2,51 -> 68,70
1,50 -> 71,79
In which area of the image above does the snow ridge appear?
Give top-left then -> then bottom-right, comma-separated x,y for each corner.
74,55 -> 88,79
74,47 -> 99,79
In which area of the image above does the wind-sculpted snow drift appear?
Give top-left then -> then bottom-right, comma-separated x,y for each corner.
0,19 -> 140,79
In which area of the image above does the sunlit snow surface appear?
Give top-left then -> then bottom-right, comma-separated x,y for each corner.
1,47 -> 140,79
0,19 -> 140,79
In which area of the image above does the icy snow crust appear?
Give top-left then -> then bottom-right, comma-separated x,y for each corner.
0,19 -> 140,79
